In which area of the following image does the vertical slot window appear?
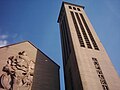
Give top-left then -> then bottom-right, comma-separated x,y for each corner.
80,14 -> 99,50
70,11 -> 85,47
75,12 -> 92,49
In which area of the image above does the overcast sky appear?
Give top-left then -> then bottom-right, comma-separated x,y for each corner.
0,0 -> 120,90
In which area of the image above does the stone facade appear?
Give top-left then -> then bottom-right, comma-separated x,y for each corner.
0,41 -> 60,90
58,2 -> 120,90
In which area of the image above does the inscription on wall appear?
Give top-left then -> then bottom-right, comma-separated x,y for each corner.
0,51 -> 35,90
92,58 -> 109,90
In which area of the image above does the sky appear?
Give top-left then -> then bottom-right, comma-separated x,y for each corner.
0,0 -> 120,90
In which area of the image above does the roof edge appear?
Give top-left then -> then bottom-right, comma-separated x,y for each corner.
0,41 -> 60,68
63,2 -> 84,9
57,1 -> 84,23
28,41 -> 60,68
0,40 -> 29,49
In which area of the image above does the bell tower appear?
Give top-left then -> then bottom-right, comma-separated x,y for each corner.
58,2 -> 120,90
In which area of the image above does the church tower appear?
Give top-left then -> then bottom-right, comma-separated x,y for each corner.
58,2 -> 120,90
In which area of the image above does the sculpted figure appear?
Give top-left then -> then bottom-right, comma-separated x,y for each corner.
0,51 -> 35,90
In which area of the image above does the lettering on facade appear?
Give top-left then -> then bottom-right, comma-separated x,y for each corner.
92,58 -> 109,90
0,51 -> 35,90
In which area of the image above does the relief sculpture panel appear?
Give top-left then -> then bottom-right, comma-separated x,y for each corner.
0,51 -> 35,90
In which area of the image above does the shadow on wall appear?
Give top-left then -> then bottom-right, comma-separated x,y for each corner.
31,50 -> 60,90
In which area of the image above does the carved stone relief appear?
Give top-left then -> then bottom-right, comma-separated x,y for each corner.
0,51 -> 35,90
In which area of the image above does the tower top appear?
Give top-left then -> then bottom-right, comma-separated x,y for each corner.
62,2 -> 84,8
57,2 -> 84,23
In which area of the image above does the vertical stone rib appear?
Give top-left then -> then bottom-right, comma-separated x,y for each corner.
80,14 -> 99,50
70,11 -> 85,47
75,12 -> 92,49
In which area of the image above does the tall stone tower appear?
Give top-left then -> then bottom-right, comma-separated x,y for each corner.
57,2 -> 120,90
